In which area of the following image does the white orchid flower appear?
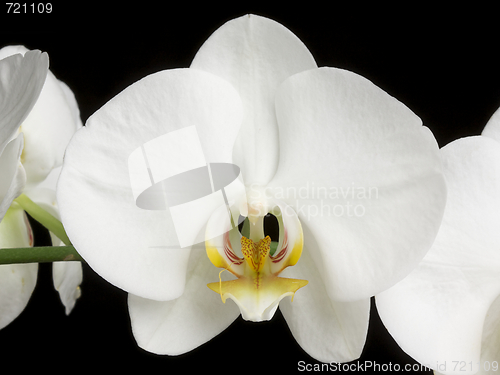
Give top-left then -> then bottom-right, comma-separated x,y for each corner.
57,15 -> 446,362
376,107 -> 500,374
0,203 -> 37,329
0,48 -> 47,220
0,46 -> 83,328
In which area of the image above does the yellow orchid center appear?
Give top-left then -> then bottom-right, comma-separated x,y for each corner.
205,201 -> 308,322
241,235 -> 270,275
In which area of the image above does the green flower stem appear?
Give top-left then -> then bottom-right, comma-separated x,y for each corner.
14,193 -> 71,246
0,194 -> 83,265
0,245 -> 83,264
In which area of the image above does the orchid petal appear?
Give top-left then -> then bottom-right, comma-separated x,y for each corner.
0,49 -> 48,153
0,45 -> 83,188
376,136 -> 500,374
191,14 -> 317,186
52,261 -> 82,315
0,204 -> 37,329
478,295 -> 500,375
0,134 -> 26,221
280,223 -> 370,363
58,68 -> 243,300
22,69 -> 82,188
482,105 -> 500,142
270,67 -> 446,301
128,245 -> 239,354
35,166 -> 61,191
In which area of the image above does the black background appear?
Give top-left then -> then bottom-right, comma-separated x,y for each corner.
1,4 -> 499,373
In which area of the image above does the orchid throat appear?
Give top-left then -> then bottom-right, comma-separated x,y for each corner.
205,198 -> 308,322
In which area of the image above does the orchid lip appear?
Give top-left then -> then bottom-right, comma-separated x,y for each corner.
205,199 -> 307,322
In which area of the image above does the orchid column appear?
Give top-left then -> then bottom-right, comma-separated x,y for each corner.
57,15 -> 447,362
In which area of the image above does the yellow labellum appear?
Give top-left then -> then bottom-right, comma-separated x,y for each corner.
207,234 -> 308,322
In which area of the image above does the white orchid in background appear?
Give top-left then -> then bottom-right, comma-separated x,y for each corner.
0,46 -> 83,329
376,107 -> 500,375
57,15 -> 446,362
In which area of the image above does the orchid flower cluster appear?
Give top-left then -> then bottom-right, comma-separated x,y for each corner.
0,45 -> 82,328
0,15 -> 499,374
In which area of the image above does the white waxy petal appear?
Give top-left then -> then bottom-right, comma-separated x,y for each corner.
128,245 -> 239,354
0,49 -> 47,221
482,105 -> 500,143
58,68 -> 243,300
0,45 -> 82,188
478,295 -> 500,375
0,134 -> 25,222
21,70 -> 82,188
0,204 -> 37,329
35,165 -> 61,192
191,14 -> 317,186
0,49 -> 48,154
376,136 -> 500,374
52,261 -> 82,315
280,228 -> 370,363
469,107 -> 500,375
271,67 -> 446,301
